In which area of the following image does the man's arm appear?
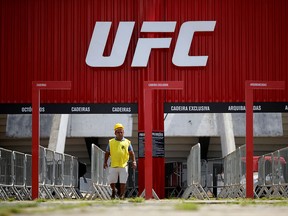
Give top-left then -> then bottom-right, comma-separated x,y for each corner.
104,151 -> 110,169
129,150 -> 137,169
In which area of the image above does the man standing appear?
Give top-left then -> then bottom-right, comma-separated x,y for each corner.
104,123 -> 137,199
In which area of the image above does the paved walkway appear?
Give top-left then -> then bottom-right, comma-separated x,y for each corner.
1,199 -> 288,216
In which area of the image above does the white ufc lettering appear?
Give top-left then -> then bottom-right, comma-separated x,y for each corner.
85,21 -> 216,67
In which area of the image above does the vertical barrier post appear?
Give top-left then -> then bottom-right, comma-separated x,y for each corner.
245,81 -> 285,198
32,81 -> 71,199
32,86 -> 40,200
245,85 -> 253,198
143,81 -> 183,199
143,89 -> 153,199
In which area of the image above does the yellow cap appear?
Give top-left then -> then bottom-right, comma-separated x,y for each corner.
114,123 -> 124,130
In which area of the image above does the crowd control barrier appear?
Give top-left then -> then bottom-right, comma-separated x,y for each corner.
255,146 -> 288,198
218,145 -> 246,198
63,153 -> 81,198
0,146 -> 80,200
85,144 -> 111,200
217,145 -> 288,199
182,143 -> 209,199
12,151 -> 31,200
0,148 -> 17,200
38,147 -> 80,199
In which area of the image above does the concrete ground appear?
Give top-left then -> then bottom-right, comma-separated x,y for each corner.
1,199 -> 288,216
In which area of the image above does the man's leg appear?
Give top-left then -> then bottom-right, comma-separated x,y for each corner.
116,176 -> 120,197
119,167 -> 129,199
108,168 -> 118,199
110,183 -> 116,199
119,183 -> 126,199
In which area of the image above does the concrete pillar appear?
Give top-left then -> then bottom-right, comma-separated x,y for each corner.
216,113 -> 236,157
48,114 -> 69,153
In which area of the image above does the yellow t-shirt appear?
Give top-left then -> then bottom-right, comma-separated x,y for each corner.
109,138 -> 131,168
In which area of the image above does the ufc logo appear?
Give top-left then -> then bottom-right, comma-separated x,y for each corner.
86,21 -> 216,67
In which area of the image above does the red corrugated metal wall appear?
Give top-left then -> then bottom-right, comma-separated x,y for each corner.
1,0 -> 288,104
165,0 -> 288,103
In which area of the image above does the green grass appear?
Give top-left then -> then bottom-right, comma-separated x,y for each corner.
50,202 -> 93,210
128,197 -> 145,203
0,203 -> 38,216
174,202 -> 199,211
34,198 -> 48,203
1,197 -> 288,216
218,197 -> 288,206
0,200 -> 96,216
238,199 -> 257,206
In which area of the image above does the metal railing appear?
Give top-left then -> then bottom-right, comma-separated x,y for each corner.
182,143 -> 209,199
2,143 -> 288,200
85,144 -> 111,200
217,145 -> 288,199
0,146 -> 80,200
13,151 -> 31,200
63,153 -> 80,198
0,147 -> 16,200
256,146 -> 288,198
218,145 -> 246,198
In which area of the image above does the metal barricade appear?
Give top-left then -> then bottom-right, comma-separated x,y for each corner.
0,146 -> 82,200
13,151 -> 31,200
25,154 -> 32,198
86,144 -> 111,200
63,154 -> 73,195
218,145 -> 246,198
39,146 -> 54,199
63,154 -> 81,198
71,156 -> 80,198
39,147 -> 80,199
182,143 -> 209,199
256,147 -> 288,198
53,151 -> 70,198
0,147 -> 17,200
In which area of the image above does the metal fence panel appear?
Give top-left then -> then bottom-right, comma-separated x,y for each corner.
182,143 -> 209,199
88,144 -> 111,200
39,146 -> 45,185
63,154 -> 72,187
0,146 -> 81,200
72,156 -> 79,188
13,151 -> 25,186
0,148 -> 13,186
45,148 -> 55,186
218,145 -> 246,198
54,152 -> 64,186
256,147 -> 288,198
25,154 -> 32,187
